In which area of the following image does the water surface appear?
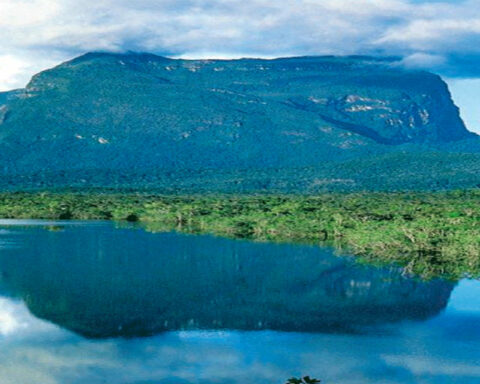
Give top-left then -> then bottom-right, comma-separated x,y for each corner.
0,220 -> 478,384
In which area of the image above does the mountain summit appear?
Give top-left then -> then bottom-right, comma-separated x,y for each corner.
0,52 -> 478,191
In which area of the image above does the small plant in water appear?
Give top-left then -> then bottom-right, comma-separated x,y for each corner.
286,376 -> 321,384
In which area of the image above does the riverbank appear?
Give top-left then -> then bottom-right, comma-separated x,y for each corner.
0,191 -> 478,280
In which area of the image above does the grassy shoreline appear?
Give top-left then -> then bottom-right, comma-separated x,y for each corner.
0,191 -> 479,280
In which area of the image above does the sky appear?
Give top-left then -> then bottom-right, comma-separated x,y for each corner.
0,0 -> 479,132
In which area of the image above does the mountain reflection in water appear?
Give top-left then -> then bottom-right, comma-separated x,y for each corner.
0,222 -> 453,338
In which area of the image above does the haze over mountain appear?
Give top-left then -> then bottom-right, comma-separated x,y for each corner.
0,52 -> 479,192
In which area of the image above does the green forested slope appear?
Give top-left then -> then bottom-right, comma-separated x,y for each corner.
0,52 -> 478,191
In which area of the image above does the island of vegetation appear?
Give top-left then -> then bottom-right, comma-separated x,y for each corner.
0,190 -> 478,281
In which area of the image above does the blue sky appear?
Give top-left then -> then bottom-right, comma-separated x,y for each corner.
448,78 -> 480,133
0,0 -> 479,132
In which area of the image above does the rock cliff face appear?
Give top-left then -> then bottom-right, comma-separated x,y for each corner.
0,52 -> 478,191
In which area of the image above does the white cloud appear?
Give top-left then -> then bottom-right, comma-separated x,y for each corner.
0,297 -> 59,337
0,54 -> 58,91
400,52 -> 447,69
1,0 -> 480,90
0,55 -> 29,91
0,297 -> 25,335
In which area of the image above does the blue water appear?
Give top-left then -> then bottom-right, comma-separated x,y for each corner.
0,220 -> 478,384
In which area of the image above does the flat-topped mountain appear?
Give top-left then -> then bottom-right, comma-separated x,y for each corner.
0,52 -> 478,191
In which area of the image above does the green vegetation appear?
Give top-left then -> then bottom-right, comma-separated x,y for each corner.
1,52 -> 479,193
0,191 -> 479,280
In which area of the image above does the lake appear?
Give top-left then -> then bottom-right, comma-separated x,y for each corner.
0,220 -> 479,384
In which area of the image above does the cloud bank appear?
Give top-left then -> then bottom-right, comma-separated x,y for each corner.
1,0 -> 480,90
